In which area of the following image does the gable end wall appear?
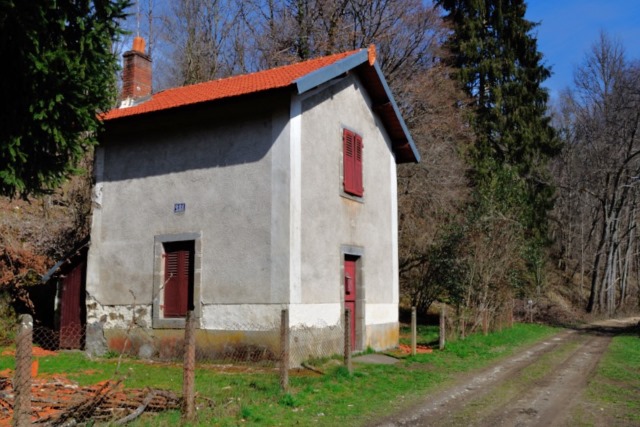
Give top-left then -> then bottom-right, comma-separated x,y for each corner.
297,74 -> 399,350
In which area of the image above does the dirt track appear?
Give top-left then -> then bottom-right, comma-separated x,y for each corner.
374,317 -> 640,427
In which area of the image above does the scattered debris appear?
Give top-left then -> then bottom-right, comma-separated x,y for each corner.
0,373 -> 180,426
398,344 -> 433,354
1,347 -> 57,357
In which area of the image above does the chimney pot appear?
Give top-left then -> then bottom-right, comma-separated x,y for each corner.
132,36 -> 146,54
368,44 -> 376,66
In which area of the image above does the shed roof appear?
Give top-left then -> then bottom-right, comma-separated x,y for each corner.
102,47 -> 419,163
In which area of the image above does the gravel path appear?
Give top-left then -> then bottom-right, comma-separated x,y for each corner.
373,317 -> 639,427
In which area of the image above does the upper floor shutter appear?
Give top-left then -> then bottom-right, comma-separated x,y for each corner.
343,129 -> 364,197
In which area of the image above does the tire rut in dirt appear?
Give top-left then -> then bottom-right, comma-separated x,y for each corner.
475,332 -> 611,427
373,330 -> 580,427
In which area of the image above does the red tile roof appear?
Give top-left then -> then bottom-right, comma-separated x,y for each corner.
103,49 -> 360,121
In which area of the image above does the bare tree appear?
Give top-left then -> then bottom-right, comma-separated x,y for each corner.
552,32 -> 640,315
398,61 -> 473,313
241,0 -> 441,82
160,0 -> 247,86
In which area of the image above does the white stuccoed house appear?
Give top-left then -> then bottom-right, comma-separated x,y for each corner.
83,37 -> 420,361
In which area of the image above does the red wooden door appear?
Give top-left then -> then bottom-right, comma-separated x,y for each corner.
164,241 -> 194,317
344,257 -> 357,350
59,261 -> 85,349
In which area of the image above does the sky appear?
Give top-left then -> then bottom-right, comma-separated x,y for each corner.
123,0 -> 640,98
525,0 -> 640,100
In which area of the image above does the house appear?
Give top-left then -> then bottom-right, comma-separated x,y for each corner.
85,37 -> 419,360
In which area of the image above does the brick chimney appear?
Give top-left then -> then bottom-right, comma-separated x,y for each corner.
120,36 -> 152,107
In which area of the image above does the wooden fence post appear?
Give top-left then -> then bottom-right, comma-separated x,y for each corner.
509,299 -> 514,328
483,309 -> 489,336
182,310 -> 196,421
439,305 -> 446,350
411,307 -> 417,356
344,309 -> 352,374
280,309 -> 289,391
14,314 -> 32,427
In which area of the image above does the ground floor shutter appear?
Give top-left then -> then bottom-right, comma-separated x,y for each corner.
163,241 -> 194,318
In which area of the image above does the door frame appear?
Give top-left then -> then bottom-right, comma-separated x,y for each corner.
341,245 -> 364,351
153,232 -> 202,328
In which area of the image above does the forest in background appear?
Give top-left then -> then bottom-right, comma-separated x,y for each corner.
1,0 -> 639,335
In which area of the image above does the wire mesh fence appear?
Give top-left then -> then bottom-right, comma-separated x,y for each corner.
1,310 -> 351,425
0,303 -> 532,424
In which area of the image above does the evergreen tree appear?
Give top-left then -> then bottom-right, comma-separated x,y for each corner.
437,0 -> 560,237
0,0 -> 129,198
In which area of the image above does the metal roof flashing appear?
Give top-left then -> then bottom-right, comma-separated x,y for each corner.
370,61 -> 420,163
294,50 -> 369,94
295,49 -> 419,164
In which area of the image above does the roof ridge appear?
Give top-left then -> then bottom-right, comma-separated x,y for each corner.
153,49 -> 363,98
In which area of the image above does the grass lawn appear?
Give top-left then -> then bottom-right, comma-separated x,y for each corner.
0,323 -> 557,426
571,332 -> 640,426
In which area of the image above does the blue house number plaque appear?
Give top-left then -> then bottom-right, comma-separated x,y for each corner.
174,203 -> 186,214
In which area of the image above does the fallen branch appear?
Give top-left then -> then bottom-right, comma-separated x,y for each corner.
301,363 -> 326,375
113,389 -> 156,425
41,380 -> 120,426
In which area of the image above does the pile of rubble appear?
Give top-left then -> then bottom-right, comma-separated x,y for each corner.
0,374 -> 180,425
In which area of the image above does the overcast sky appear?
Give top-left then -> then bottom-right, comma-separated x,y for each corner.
525,0 -> 640,99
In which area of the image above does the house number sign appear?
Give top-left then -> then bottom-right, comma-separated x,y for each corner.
174,203 -> 186,214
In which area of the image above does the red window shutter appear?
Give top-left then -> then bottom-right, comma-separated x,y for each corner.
354,134 -> 363,196
343,129 -> 363,197
164,241 -> 193,318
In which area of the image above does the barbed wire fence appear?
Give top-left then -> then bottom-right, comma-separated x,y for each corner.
2,309 -> 352,425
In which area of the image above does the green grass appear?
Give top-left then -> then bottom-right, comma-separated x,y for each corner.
0,351 -> 185,388
408,323 -> 556,371
0,323 -> 558,426
572,332 -> 640,425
